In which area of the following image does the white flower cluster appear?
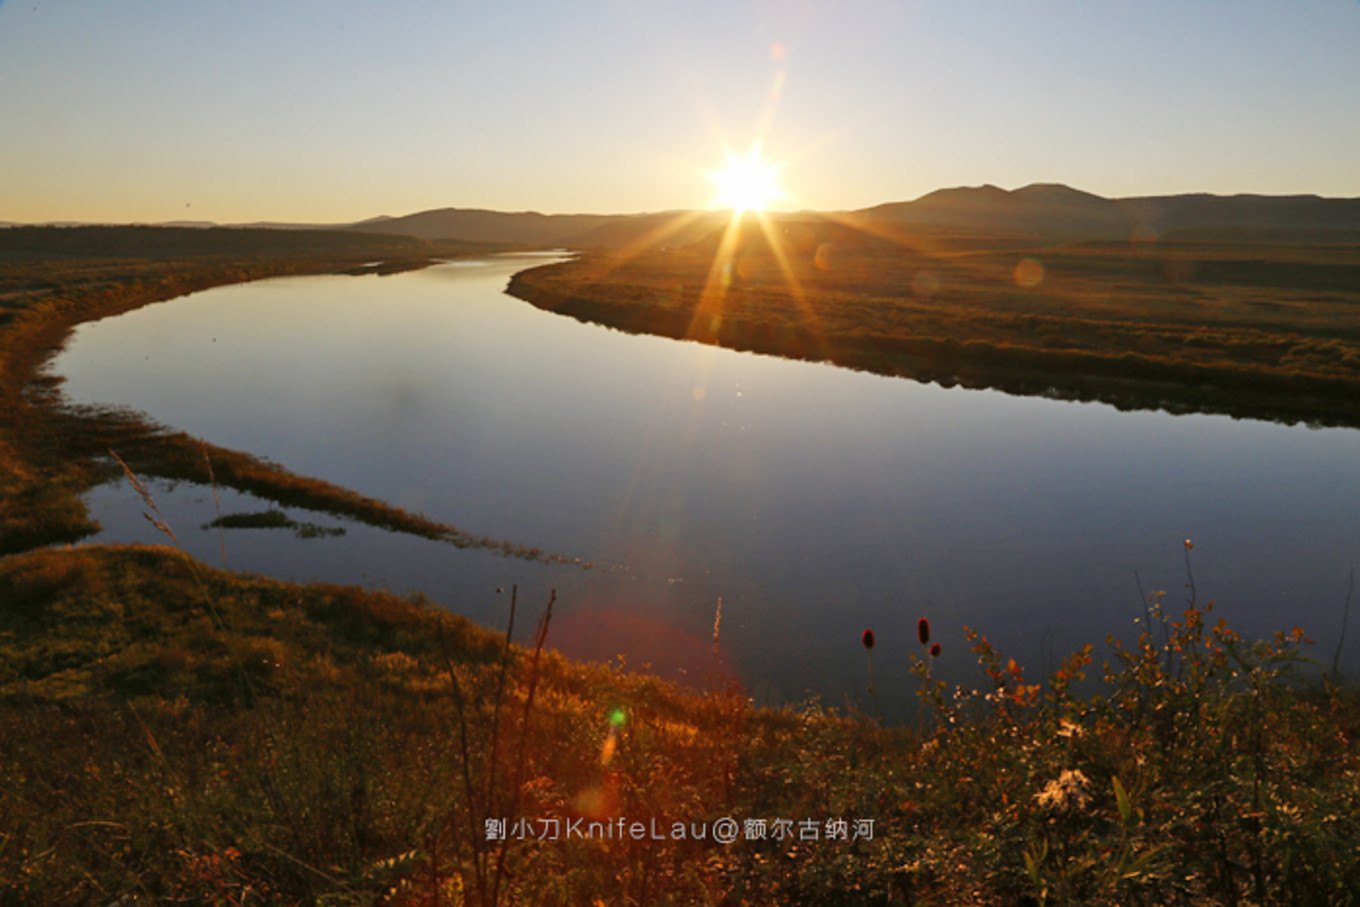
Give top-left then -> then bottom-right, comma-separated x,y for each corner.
1034,769 -> 1092,814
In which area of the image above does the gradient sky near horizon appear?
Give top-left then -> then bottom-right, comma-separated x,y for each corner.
3,0 -> 1358,224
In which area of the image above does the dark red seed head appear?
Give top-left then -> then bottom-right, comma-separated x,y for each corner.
930,642 -> 942,658
862,629 -> 875,650
918,618 -> 931,646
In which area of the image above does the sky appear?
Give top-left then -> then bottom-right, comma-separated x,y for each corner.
2,0 -> 1359,224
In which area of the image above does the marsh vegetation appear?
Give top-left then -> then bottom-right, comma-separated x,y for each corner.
509,218 -> 1360,427
0,226 -> 586,565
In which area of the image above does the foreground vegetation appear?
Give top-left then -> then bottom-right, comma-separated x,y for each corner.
508,219 -> 1360,427
3,543 -> 1358,904
0,226 -> 588,565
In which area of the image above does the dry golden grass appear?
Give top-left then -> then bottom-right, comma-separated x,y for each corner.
509,220 -> 1360,426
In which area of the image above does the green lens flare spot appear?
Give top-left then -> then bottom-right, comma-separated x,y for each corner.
609,708 -> 626,728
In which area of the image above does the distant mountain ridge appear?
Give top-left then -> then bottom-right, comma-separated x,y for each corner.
359,186 -> 1360,247
7,185 -> 1358,247
340,208 -> 623,246
854,183 -> 1131,240
852,183 -> 1360,242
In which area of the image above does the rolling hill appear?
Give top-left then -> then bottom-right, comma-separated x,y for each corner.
9,185 -> 1359,248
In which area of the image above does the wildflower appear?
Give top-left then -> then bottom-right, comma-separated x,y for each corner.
1034,769 -> 1092,814
930,642 -> 941,658
918,618 -> 931,646
862,629 -> 875,649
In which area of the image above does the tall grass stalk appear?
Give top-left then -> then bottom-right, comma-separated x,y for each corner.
915,617 -> 934,735
1183,538 -> 1198,607
110,448 -> 258,707
438,586 -> 555,907
861,629 -> 881,723
492,589 -> 555,907
201,439 -> 227,570
437,621 -> 486,901
484,585 -> 518,826
1332,565 -> 1355,681
1133,569 -> 1164,669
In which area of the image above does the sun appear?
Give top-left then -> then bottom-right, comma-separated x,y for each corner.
708,148 -> 784,213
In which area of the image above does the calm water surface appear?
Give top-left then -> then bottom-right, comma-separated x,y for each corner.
55,254 -> 1360,718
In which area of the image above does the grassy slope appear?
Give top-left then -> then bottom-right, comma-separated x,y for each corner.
4,227 -> 1360,904
0,227 -> 588,564
507,223 -> 1360,427
4,545 -> 1360,904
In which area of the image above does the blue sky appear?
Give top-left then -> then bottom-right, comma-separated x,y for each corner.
2,0 -> 1358,223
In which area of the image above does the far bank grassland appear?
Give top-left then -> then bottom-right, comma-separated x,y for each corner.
3,226 -> 1360,904
509,220 -> 1360,428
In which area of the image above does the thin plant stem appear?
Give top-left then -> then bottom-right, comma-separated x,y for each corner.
428,830 -> 442,907
110,447 -> 258,706
485,585 -> 518,824
261,842 -> 356,891
1183,542 -> 1197,608
1135,570 -> 1167,671
437,621 -> 487,904
1179,542 -> 1199,680
202,439 -> 227,570
866,649 -> 881,723
1134,571 -> 1154,638
1332,565 -> 1355,681
916,657 -> 930,737
491,589 -> 555,907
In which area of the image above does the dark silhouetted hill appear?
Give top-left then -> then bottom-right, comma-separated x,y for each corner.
852,183 -> 1360,243
854,183 -> 1133,241
340,208 -> 626,245
11,186 -> 1360,249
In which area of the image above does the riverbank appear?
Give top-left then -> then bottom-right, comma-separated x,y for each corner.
506,222 -> 1360,428
0,226 -> 587,565
4,542 -> 1359,904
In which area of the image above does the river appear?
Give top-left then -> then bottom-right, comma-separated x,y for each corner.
53,253 -> 1360,719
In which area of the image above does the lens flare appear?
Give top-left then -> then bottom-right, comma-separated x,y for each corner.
1014,257 -> 1045,289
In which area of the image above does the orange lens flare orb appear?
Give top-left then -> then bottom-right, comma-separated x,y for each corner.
1014,257 -> 1045,289
708,147 -> 783,213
